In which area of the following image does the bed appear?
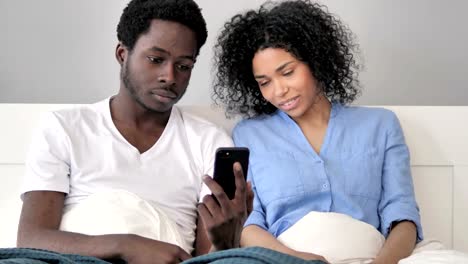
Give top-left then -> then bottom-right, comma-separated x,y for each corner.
0,103 -> 467,256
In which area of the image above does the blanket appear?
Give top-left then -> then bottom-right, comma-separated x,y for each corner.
183,247 -> 325,264
0,248 -> 110,264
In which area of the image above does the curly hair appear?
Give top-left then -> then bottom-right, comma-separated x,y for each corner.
213,0 -> 361,118
117,0 -> 207,56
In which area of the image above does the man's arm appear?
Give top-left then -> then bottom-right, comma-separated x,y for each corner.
373,221 -> 417,264
193,212 -> 212,256
18,191 -> 191,263
18,191 -> 121,258
241,225 -> 328,262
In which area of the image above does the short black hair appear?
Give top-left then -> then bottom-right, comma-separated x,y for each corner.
117,0 -> 208,56
213,0 -> 361,118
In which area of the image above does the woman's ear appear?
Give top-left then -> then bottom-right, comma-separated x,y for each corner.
115,43 -> 127,66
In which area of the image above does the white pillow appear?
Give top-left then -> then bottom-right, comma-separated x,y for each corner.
277,212 -> 384,264
59,190 -> 185,251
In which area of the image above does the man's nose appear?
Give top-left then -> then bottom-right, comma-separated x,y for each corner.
158,62 -> 176,84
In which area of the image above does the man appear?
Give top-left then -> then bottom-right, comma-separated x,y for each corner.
17,0 -> 250,263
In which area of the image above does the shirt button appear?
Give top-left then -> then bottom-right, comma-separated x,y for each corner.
322,183 -> 328,189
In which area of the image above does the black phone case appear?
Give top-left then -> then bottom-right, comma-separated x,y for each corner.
213,147 -> 249,199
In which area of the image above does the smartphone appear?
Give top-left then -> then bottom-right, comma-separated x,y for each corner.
213,147 -> 250,200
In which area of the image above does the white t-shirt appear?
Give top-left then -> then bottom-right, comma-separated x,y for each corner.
21,98 -> 233,252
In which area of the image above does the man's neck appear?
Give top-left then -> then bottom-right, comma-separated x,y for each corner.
110,93 -> 171,131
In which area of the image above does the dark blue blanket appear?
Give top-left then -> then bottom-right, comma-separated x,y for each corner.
0,247 -> 325,264
183,247 -> 325,264
0,248 -> 110,264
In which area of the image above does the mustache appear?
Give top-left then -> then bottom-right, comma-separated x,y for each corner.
151,85 -> 178,98
157,84 -> 176,92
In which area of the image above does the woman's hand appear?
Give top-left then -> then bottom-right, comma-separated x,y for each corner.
373,221 -> 417,264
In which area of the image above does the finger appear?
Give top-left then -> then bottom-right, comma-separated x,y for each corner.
197,203 -> 214,227
198,199 -> 213,218
233,162 -> 247,202
203,175 -> 231,214
201,194 -> 222,217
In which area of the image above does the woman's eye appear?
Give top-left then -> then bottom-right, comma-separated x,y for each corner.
259,81 -> 270,87
283,70 -> 293,76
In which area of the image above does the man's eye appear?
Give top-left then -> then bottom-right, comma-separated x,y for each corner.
147,57 -> 163,64
176,64 -> 193,72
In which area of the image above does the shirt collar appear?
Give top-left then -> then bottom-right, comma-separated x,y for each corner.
277,101 -> 342,123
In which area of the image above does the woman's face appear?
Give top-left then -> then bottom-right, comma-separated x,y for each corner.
252,48 -> 321,118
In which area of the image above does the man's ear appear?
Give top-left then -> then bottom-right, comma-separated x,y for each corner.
115,43 -> 128,66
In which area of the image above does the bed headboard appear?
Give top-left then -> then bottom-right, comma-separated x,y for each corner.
0,104 -> 467,252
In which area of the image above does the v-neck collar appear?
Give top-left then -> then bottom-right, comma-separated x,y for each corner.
101,97 -> 177,158
278,102 -> 341,160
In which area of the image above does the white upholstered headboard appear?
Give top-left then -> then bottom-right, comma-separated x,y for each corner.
0,104 -> 467,253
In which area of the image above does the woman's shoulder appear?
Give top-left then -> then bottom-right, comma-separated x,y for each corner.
232,111 -> 285,145
234,112 -> 282,132
339,104 -> 395,118
338,104 -> 401,131
339,104 -> 398,121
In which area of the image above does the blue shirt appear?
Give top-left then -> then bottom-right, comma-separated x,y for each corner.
233,103 -> 423,241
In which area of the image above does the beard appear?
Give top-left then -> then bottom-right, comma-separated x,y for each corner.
121,59 -> 157,112
120,59 -> 186,113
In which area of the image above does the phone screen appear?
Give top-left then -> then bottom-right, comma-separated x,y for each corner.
213,147 -> 249,199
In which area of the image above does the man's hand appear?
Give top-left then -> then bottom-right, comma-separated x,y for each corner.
121,235 -> 191,264
197,162 -> 253,251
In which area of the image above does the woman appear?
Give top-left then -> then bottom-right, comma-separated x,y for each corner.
213,1 -> 422,263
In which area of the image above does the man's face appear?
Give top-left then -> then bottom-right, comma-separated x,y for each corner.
120,19 -> 197,113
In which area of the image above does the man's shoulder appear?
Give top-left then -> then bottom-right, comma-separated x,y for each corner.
49,99 -> 107,125
37,99 -> 108,136
172,106 -> 234,167
175,106 -> 231,137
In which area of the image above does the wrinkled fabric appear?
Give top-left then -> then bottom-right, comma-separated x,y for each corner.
0,248 -> 110,264
183,247 -> 325,264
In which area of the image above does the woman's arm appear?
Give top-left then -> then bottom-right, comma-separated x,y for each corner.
374,221 -> 417,264
376,112 -> 421,263
241,225 -> 328,262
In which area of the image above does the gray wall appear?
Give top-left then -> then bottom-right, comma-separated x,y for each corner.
1,0 -> 467,105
